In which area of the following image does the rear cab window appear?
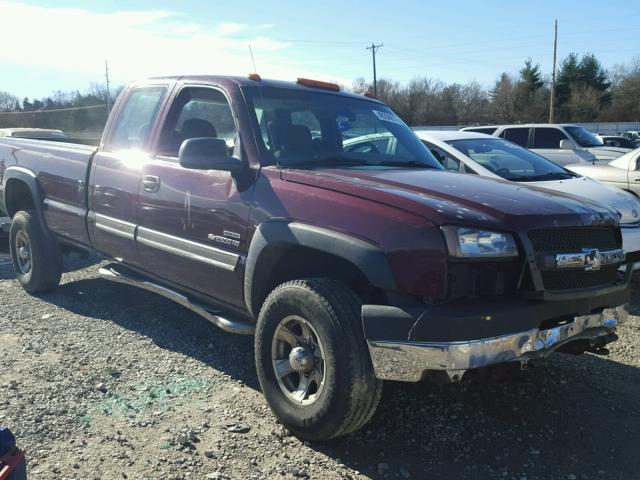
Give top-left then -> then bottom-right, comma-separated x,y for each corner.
110,86 -> 166,151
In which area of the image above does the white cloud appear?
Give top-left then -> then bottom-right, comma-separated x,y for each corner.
0,1 -> 348,89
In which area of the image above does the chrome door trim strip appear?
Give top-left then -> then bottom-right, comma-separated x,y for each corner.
95,213 -> 137,240
136,226 -> 239,271
43,198 -> 85,217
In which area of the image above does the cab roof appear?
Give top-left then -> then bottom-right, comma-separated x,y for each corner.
142,75 -> 383,103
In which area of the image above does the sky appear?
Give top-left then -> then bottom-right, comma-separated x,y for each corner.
1,0 -> 639,99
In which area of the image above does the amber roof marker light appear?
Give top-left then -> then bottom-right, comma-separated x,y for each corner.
248,73 -> 262,81
296,78 -> 340,91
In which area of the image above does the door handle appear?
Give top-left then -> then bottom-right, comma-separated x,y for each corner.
634,177 -> 640,182
143,175 -> 161,192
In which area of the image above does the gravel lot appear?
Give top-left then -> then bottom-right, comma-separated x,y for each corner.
1,237 -> 640,480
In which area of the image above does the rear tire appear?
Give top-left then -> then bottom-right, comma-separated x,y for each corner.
9,210 -> 62,293
255,278 -> 382,441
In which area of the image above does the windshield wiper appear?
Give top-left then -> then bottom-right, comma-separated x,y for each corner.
288,156 -> 370,168
515,171 -> 575,181
378,160 -> 437,169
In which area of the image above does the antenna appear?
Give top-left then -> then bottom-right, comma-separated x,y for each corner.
248,44 -> 258,74
104,59 -> 111,117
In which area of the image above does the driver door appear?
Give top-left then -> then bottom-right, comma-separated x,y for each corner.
137,85 -> 253,308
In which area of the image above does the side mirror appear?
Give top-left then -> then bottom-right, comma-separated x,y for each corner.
179,137 -> 246,172
560,139 -> 575,150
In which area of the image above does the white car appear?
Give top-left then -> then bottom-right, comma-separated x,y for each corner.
0,128 -> 67,140
460,124 -> 630,164
411,130 -> 640,266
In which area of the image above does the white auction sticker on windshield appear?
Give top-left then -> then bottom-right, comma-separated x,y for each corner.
372,110 -> 403,125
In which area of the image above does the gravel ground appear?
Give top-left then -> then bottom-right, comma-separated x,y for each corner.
1,237 -> 640,480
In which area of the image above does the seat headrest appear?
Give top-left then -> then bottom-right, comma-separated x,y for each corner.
285,124 -> 313,153
181,118 -> 217,139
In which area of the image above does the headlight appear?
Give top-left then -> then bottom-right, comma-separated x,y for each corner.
441,226 -> 518,258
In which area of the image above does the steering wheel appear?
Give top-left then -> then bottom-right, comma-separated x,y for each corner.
347,142 -> 380,154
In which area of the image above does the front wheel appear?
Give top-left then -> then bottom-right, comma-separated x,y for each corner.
9,210 -> 62,293
255,278 -> 382,441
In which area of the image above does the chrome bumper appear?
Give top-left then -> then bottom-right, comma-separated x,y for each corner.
367,305 -> 628,382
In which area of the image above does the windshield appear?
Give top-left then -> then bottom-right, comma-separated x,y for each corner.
447,137 -> 573,181
243,86 -> 441,169
565,126 -> 604,147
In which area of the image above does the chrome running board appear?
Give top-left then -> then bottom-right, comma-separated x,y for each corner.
98,264 -> 255,335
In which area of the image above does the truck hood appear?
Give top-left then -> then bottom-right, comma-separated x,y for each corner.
526,176 -> 640,224
282,168 -> 620,231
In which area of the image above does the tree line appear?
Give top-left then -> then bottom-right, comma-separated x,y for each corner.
1,53 -> 640,128
0,83 -> 122,114
351,53 -> 640,126
0,83 -> 123,132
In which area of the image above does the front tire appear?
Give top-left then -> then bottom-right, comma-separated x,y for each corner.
10,210 -> 62,293
255,278 -> 382,440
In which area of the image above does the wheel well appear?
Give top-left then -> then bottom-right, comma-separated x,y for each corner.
5,179 -> 35,217
250,244 -> 385,317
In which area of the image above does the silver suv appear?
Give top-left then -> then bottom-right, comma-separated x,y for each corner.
460,124 -> 630,165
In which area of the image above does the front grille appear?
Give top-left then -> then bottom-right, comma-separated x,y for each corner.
529,227 -> 621,291
540,266 -> 619,290
528,227 -> 619,253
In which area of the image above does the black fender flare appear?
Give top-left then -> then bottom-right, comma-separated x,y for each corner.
244,220 -> 396,318
2,166 -> 48,233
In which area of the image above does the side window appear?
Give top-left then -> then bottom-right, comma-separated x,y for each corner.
533,128 -> 568,149
110,87 -> 166,151
501,128 -> 529,147
157,87 -> 237,158
423,142 -> 461,172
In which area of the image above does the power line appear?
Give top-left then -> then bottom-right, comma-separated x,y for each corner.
224,34 -> 366,45
366,43 -> 383,97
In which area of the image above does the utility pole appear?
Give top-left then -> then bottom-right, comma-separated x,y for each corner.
104,60 -> 111,117
366,43 -> 383,98
549,20 -> 558,123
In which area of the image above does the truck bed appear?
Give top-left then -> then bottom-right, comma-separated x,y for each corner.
0,137 -> 97,245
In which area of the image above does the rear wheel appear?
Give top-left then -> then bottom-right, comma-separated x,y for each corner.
255,278 -> 382,441
10,210 -> 62,293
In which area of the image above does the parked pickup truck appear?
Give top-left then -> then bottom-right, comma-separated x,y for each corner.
0,75 -> 631,440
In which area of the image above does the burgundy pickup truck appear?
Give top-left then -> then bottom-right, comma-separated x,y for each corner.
0,76 -> 631,440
